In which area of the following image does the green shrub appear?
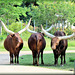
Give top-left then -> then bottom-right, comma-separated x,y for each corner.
64,27 -> 73,35
0,36 -> 3,41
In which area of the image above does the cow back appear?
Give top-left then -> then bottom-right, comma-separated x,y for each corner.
4,34 -> 23,53
28,33 -> 46,52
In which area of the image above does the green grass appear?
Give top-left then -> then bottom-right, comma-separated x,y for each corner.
19,53 -> 75,71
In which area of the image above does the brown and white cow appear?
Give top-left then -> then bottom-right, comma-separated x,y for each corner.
41,25 -> 75,66
28,33 -> 46,66
27,25 -> 53,66
0,18 -> 31,64
27,27 -> 46,66
27,25 -> 54,66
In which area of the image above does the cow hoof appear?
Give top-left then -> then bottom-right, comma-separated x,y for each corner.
33,63 -> 35,66
15,63 -> 19,65
16,63 -> 19,65
60,64 -> 64,66
61,64 -> 64,66
14,63 -> 19,65
10,63 -> 14,65
41,62 -> 44,65
37,64 -> 39,66
54,64 -> 57,66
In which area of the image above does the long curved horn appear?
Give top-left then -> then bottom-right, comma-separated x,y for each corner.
0,20 -> 14,34
41,25 -> 55,38
45,25 -> 54,32
58,32 -> 75,40
18,18 -> 31,34
41,25 -> 75,40
27,28 -> 37,33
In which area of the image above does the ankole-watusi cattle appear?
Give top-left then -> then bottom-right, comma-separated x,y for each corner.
41,25 -> 75,66
0,18 -> 31,64
27,25 -> 53,66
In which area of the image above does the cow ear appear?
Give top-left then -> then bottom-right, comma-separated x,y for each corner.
11,34 -> 15,37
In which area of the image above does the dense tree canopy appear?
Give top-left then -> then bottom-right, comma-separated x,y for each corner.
0,0 -> 29,23
0,0 -> 75,27
28,1 -> 75,27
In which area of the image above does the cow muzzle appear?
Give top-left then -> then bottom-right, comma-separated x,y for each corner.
51,45 -> 56,50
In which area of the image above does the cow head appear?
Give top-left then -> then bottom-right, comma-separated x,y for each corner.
10,33 -> 23,49
51,37 -> 60,50
10,33 -> 20,44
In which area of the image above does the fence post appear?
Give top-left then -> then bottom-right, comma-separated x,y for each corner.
68,22 -> 70,28
34,20 -> 35,31
7,19 -> 9,35
58,21 -> 60,31
62,20 -> 64,31
55,23 -> 56,29
58,21 -> 60,28
45,20 -> 47,29
21,20 -> 22,38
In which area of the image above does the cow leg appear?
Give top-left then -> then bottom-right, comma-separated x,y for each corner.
10,53 -> 13,64
60,54 -> 63,66
64,52 -> 66,64
41,51 -> 44,64
32,52 -> 35,65
17,54 -> 19,64
54,55 -> 58,66
37,51 -> 40,66
55,57 -> 58,66
35,53 -> 37,65
37,54 -> 39,66
33,57 -> 35,65
15,55 -> 17,64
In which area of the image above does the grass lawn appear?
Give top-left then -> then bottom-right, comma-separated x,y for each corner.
19,53 -> 75,71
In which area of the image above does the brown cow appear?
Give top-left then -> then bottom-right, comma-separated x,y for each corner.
41,25 -> 75,66
27,28 -> 47,66
0,18 -> 31,64
28,33 -> 46,66
51,31 -> 67,66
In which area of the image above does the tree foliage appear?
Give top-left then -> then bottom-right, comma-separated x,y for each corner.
0,0 -> 29,23
0,0 -> 75,31
28,1 -> 75,28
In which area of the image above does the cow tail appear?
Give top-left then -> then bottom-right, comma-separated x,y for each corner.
35,35 -> 40,56
35,35 -> 37,52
